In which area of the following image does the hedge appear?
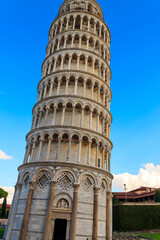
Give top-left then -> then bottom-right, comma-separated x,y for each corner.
0,228 -> 5,238
113,205 -> 160,231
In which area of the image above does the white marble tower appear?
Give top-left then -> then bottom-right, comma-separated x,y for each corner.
4,0 -> 113,239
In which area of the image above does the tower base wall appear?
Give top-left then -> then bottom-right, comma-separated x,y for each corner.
5,162 -> 113,240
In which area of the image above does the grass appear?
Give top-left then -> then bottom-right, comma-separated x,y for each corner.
113,231 -> 160,239
141,232 -> 160,239
0,228 -> 5,238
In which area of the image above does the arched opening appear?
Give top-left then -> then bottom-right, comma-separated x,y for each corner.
75,103 -> 82,126
81,35 -> 87,48
59,133 -> 69,160
67,35 -> 72,46
78,77 -> 84,96
70,134 -> 79,161
41,134 -> 49,161
88,4 -> 93,12
65,102 -> 72,125
75,15 -> 81,29
81,136 -> 89,164
74,34 -> 79,46
63,54 -> 69,68
79,54 -> 85,70
71,54 -> 77,69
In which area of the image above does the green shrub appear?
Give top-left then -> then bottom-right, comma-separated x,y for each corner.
112,195 -> 120,205
1,198 -> 6,218
113,205 -> 160,231
155,190 -> 160,202
0,228 -> 5,238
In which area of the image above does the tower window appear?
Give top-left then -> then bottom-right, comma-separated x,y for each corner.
98,159 -> 101,167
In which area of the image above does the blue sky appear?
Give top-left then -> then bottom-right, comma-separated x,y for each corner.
0,0 -> 160,193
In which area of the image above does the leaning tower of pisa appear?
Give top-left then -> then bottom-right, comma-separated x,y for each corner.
4,0 -> 113,239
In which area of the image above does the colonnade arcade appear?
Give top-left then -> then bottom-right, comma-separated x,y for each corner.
31,100 -> 111,136
59,0 -> 103,19
38,74 -> 111,107
49,13 -> 110,45
23,130 -> 111,171
46,33 -> 111,64
42,51 -> 111,83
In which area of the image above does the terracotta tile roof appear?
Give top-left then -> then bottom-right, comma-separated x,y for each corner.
0,204 -> 11,208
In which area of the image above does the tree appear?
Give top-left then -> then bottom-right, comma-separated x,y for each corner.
0,188 -> 8,199
1,198 -> 7,218
112,195 -> 120,205
155,190 -> 160,202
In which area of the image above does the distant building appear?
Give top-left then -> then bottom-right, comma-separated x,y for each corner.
113,187 -> 160,203
0,204 -> 11,211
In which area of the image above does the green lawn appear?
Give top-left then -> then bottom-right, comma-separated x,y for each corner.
141,232 -> 160,240
0,228 -> 5,238
113,232 -> 160,239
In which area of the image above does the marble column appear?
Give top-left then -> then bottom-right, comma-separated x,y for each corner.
83,80 -> 86,97
70,184 -> 80,240
69,55 -> 72,69
65,78 -> 69,94
106,192 -> 112,240
85,57 -> 88,71
74,79 -> 78,95
77,139 -> 82,163
5,184 -> 22,240
19,182 -> 36,240
87,141 -> 91,164
67,137 -> 72,161
56,137 -> 61,160
80,18 -> 83,30
80,107 -> 84,127
46,137 -> 52,161
66,18 -> 69,30
23,145 -> 30,164
73,17 -> 76,29
43,84 -> 48,98
52,106 -> 57,125
103,91 -> 106,105
93,187 -> 100,240
71,106 -> 75,126
77,55 -> 80,70
61,105 -> 65,125
64,37 -> 67,48
89,110 -> 93,129
60,57 -> 64,70
45,107 -> 49,125
33,114 -> 38,129
37,110 -> 42,128
71,35 -> 74,47
29,141 -> 36,162
79,35 -> 82,48
57,79 -> 61,95
91,83 -> 94,99
49,80 -> 54,97
96,113 -> 99,132
87,38 -> 89,50
43,181 -> 56,240
37,139 -> 43,161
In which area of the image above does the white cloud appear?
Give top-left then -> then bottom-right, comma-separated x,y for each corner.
0,150 -> 12,160
0,187 -> 15,204
113,163 -> 160,192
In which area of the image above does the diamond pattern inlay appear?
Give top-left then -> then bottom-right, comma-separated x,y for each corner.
37,171 -> 51,188
101,181 -> 106,194
81,175 -> 94,192
58,172 -> 74,190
